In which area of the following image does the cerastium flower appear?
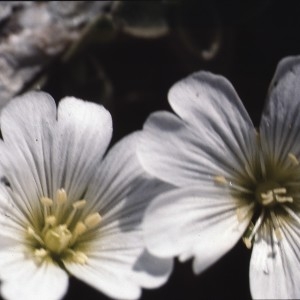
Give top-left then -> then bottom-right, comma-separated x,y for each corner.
138,56 -> 300,299
0,91 -> 172,300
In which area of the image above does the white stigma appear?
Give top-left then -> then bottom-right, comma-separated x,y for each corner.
260,187 -> 293,206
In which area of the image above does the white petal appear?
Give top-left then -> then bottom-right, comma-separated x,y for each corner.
85,133 -> 144,213
52,97 -> 112,200
138,72 -> 257,187
65,233 -> 142,300
250,217 -> 300,299
65,134 -> 172,294
143,186 -> 252,274
169,71 -> 252,129
85,133 -> 171,227
169,71 -> 256,165
0,246 -> 68,300
0,184 -> 28,234
0,91 -> 56,202
260,56 -> 300,165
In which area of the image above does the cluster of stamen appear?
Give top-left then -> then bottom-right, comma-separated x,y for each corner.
27,188 -> 102,264
213,151 -> 299,250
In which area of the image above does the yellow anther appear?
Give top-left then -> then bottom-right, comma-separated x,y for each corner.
243,237 -> 252,249
66,250 -> 88,264
56,189 -> 67,205
40,197 -> 53,207
214,175 -> 227,185
73,251 -> 88,264
34,248 -> 48,258
288,153 -> 299,165
73,222 -> 87,236
84,212 -> 102,229
72,200 -> 87,210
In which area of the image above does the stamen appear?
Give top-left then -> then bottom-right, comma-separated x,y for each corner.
288,153 -> 299,166
73,251 -> 88,264
66,249 -> 88,264
84,212 -> 102,229
242,210 -> 265,249
40,197 -> 53,207
69,222 -> 87,245
34,248 -> 48,258
72,200 -> 87,209
33,248 -> 48,263
27,227 -> 45,245
56,189 -> 67,205
41,197 -> 53,221
242,222 -> 254,249
214,175 -> 227,184
73,222 -> 87,236
66,200 -> 87,226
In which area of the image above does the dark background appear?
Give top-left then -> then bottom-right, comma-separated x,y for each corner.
42,1 -> 300,299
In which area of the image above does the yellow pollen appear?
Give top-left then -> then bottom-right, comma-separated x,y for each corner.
56,189 -> 67,205
66,250 -> 88,264
33,248 -> 48,264
242,222 -> 254,249
214,175 -> 227,185
72,200 -> 87,210
84,212 -> 102,229
288,153 -> 299,165
242,211 -> 265,249
73,251 -> 88,264
40,197 -> 53,207
243,237 -> 252,249
73,221 -> 87,236
34,248 -> 48,258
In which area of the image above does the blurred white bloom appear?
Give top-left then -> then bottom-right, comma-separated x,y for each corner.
138,56 -> 300,299
0,91 -> 172,300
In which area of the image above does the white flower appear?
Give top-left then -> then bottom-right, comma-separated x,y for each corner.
0,91 -> 172,300
138,56 -> 300,299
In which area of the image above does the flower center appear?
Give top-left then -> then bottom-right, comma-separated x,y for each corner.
255,181 -> 293,206
27,188 -> 102,264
